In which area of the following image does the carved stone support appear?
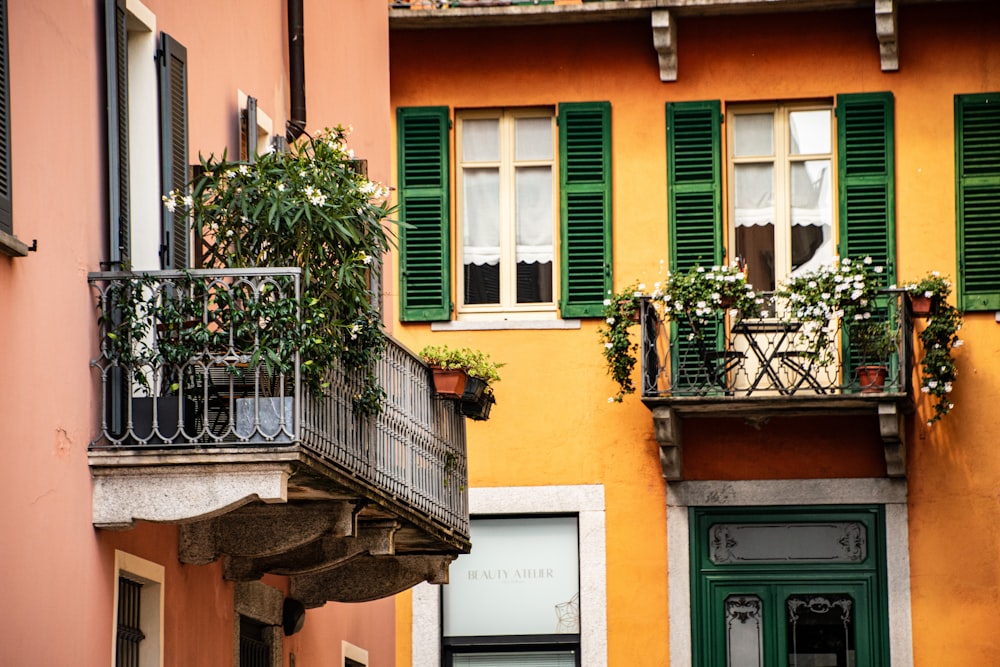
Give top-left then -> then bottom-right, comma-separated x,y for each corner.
223,520 -> 398,581
875,0 -> 898,71
291,554 -> 454,606
878,402 -> 906,477
651,9 -> 677,82
652,406 -> 683,480
179,500 -> 359,565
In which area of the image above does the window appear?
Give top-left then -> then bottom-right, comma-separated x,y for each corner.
397,103 -> 611,322
411,485 -> 607,666
113,551 -> 164,667
342,641 -> 369,667
105,0 -> 189,271
233,582 -> 283,667
443,516 -> 581,665
955,92 -> 1000,312
728,104 -> 834,291
457,109 -> 556,313
666,94 -> 895,286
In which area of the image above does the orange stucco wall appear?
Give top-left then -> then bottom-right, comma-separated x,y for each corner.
390,5 -> 1000,665
0,1 -> 396,665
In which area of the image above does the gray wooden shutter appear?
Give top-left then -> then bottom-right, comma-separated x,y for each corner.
159,32 -> 189,269
558,101 -> 612,318
397,106 -> 451,322
0,0 -> 12,237
955,93 -> 1000,311
836,92 -> 896,285
666,101 -> 723,272
105,0 -> 129,266
242,96 -> 257,164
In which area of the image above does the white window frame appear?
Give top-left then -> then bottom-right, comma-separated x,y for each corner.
412,485 -> 607,666
727,101 -> 835,290
342,640 -> 369,667
666,478 -> 914,667
456,108 -> 559,319
113,550 -> 165,667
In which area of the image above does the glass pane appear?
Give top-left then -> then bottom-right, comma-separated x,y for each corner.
787,594 -> 855,667
790,159 -> 833,275
710,523 -> 867,564
734,163 -> 775,290
734,114 -> 773,157
463,118 -> 500,162
463,168 -> 500,304
454,651 -> 576,667
515,166 -> 553,303
516,117 -> 553,161
789,110 -> 831,155
726,595 -> 764,667
443,517 -> 580,637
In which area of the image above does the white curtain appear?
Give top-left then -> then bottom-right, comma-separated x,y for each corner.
515,166 -> 553,265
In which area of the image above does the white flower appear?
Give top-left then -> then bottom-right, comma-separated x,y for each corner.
637,283 -> 646,291
606,317 -> 616,325
162,196 -> 176,213
927,380 -> 938,389
183,195 -> 194,207
603,299 -> 611,306
953,339 -> 964,348
238,164 -> 249,175
863,256 -> 872,265
604,342 -> 613,349
277,183 -> 286,192
607,397 -> 614,403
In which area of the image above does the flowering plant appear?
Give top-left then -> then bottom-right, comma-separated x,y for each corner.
163,126 -> 396,414
902,272 -> 963,424
776,256 -> 884,361
599,283 -> 641,403
650,264 -> 760,332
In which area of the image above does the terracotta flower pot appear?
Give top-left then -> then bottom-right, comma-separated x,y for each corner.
430,366 -> 468,399
910,294 -> 932,318
857,365 -> 889,393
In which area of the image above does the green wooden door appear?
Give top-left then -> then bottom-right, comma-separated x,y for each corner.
692,507 -> 890,667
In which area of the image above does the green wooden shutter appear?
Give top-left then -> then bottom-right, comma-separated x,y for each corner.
558,101 -> 611,318
159,32 -> 189,269
105,0 -> 129,266
398,106 -> 451,321
836,92 -> 896,285
666,101 -> 723,271
956,93 -> 1000,311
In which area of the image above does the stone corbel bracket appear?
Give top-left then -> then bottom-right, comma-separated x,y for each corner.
875,0 -> 898,71
652,406 -> 683,480
879,402 -> 906,477
651,9 -> 677,83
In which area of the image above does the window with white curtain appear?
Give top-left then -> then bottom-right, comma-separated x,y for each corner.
729,104 -> 834,291
458,109 -> 556,315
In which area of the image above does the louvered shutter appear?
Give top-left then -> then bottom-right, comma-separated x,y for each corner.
0,0 -> 11,237
558,101 -> 611,318
159,33 -> 189,269
956,93 -> 1000,311
242,96 -> 257,164
398,106 -> 451,322
836,92 -> 896,285
666,102 -> 724,391
105,0 -> 129,266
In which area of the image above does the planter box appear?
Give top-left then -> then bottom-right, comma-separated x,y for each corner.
131,396 -> 197,443
431,367 -> 468,399
460,392 -> 496,421
236,396 -> 295,442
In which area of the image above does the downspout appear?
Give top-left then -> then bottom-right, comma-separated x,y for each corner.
287,0 -> 306,143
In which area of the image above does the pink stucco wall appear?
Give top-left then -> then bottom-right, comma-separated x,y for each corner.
0,2 -> 395,665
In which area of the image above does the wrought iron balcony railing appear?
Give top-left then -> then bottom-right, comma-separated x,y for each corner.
640,290 -> 914,401
87,268 -> 468,535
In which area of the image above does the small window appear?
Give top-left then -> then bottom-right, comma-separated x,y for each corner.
342,640 -> 369,667
239,616 -> 271,667
113,551 -> 164,667
457,109 -> 557,316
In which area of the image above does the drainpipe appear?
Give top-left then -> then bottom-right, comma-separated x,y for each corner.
287,0 -> 306,143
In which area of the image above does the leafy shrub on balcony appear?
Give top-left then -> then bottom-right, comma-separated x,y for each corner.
163,126 -> 396,414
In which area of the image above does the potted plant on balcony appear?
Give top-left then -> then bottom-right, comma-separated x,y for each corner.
164,125 -> 396,418
902,272 -> 963,424
848,318 -> 896,393
419,345 -> 502,419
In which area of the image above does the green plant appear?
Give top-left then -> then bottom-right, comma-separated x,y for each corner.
849,318 -> 896,363
777,256 -> 884,361
652,264 -> 761,332
419,345 -> 504,383
903,272 -> 963,424
163,126 -> 396,415
599,283 -> 641,403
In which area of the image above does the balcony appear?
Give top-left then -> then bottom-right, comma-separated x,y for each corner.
88,269 -> 469,605
639,290 -> 915,479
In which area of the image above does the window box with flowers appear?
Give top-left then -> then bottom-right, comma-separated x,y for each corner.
419,345 -> 503,420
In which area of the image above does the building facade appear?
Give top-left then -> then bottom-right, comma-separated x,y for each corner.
0,1 -> 468,665
388,1 -> 1000,665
